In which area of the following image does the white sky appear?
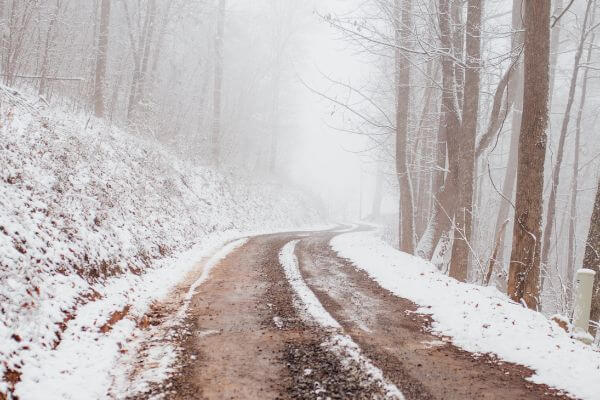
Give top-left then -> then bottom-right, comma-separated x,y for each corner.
284,0 -> 377,220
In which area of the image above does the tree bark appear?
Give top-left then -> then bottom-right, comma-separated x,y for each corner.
448,0 -> 482,282
507,0 -> 551,310
94,0 -> 111,118
395,0 -> 415,253
416,0 -> 461,260
585,176 -> 600,324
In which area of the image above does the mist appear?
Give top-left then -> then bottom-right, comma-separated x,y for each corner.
3,0 -> 600,398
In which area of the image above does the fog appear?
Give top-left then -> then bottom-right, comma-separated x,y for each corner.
2,0 -> 600,313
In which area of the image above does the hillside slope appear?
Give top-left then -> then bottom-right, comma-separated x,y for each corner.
0,86 -> 324,398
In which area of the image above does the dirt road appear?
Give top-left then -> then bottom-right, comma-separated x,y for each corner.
129,228 -> 573,400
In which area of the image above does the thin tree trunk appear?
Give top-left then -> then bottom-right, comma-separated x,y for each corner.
507,0 -> 551,310
451,0 -> 464,114
94,0 -> 110,118
486,0 -> 524,285
150,0 -> 172,91
122,1 -> 142,123
449,0 -> 482,282
38,1 -> 60,97
585,176 -> 600,324
414,60 -> 439,237
395,0 -> 415,253
137,0 -> 156,104
549,0 -> 564,106
416,0 -> 461,260
212,0 -> 226,167
566,24 -> 595,294
269,56 -> 281,174
540,0 -> 593,286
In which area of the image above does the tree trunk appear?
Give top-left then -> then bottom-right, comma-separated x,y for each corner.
540,0 -> 593,286
137,0 -> 156,104
150,0 -> 172,90
212,0 -> 226,167
414,60 -> 439,238
507,0 -> 551,310
451,0 -> 464,114
448,0 -> 482,282
549,0 -> 563,106
94,0 -> 110,118
416,0 -> 461,260
38,1 -> 60,97
486,0 -> 524,285
585,177 -> 600,324
567,23 -> 595,295
395,0 -> 415,253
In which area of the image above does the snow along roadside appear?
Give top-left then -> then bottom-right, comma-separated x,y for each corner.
15,226 -> 330,400
110,236 -> 248,398
15,232 -> 246,400
279,240 -> 404,400
331,231 -> 600,400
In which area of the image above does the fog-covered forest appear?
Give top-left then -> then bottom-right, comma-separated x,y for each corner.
2,0 -> 600,399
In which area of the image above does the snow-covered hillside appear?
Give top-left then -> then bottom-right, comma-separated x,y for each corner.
0,86 -> 324,398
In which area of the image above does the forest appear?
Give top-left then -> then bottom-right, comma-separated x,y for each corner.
1,0 -> 600,399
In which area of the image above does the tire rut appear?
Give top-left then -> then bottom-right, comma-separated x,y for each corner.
131,230 -> 394,399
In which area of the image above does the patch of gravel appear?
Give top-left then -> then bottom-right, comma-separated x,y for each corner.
283,335 -> 389,400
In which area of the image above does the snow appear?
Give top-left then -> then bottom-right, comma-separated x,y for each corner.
332,230 -> 600,400
0,86 -> 325,399
279,240 -> 404,399
279,240 -> 341,328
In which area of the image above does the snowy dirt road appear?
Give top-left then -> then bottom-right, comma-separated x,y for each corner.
129,228 -> 573,400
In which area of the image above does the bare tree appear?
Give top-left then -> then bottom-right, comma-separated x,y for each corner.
585,176 -> 600,324
94,0 -> 111,118
448,0 -> 482,281
567,15 -> 596,294
416,0 -> 462,260
483,0 -> 524,286
212,0 -> 226,167
540,0 -> 594,287
395,0 -> 415,253
507,0 -> 551,309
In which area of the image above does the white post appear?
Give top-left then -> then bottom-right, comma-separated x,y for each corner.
572,268 -> 596,344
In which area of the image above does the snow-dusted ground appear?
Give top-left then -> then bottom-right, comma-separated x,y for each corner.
0,86 -> 324,399
332,231 -> 600,400
279,240 -> 404,399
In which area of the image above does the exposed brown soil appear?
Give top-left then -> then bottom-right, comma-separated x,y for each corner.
100,305 -> 131,333
125,228 -> 577,400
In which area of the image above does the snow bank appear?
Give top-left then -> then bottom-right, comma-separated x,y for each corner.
0,86 -> 323,399
332,231 -> 600,400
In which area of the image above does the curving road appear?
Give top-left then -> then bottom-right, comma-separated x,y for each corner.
131,227 -> 573,400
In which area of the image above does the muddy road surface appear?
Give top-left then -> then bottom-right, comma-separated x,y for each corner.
128,228 -> 573,400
